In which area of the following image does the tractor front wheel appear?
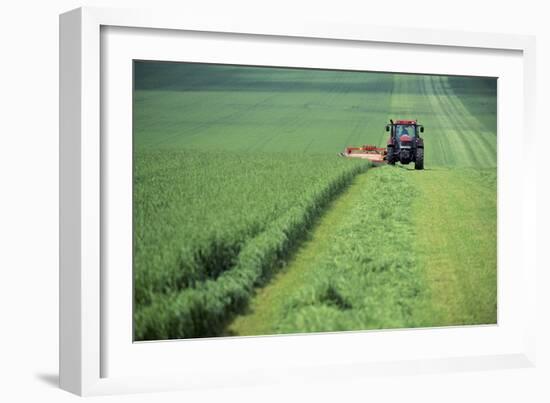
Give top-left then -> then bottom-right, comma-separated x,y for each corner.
415,147 -> 424,170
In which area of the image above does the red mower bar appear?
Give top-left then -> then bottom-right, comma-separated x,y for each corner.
340,145 -> 388,163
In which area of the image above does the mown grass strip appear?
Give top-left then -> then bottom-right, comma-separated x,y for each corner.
410,167 -> 497,326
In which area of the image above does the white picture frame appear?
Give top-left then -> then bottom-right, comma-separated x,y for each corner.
59,6 -> 537,396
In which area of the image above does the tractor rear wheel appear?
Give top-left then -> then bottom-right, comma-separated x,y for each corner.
415,147 -> 424,170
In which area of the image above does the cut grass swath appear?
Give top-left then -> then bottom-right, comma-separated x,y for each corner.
273,167 -> 436,333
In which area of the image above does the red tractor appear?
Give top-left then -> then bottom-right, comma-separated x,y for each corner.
386,119 -> 424,170
341,119 -> 425,170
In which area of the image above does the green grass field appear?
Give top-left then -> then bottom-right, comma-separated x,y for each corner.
133,61 -> 497,340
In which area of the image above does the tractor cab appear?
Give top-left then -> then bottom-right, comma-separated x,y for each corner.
396,123 -> 416,137
387,120 -> 423,138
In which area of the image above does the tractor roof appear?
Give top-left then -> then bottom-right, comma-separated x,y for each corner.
394,120 -> 417,125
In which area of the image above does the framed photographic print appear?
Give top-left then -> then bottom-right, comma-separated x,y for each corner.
59,6 -> 537,396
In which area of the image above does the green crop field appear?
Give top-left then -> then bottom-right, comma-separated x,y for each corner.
133,61 -> 497,340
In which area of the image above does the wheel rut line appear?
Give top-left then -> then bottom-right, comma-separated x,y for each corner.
427,76 -> 479,166
421,77 -> 452,166
429,76 -> 476,166
435,76 -> 495,166
439,78 -> 496,165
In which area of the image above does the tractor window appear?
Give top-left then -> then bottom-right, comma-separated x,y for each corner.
396,125 -> 415,137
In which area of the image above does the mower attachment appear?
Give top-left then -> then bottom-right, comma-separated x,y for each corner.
339,145 -> 387,164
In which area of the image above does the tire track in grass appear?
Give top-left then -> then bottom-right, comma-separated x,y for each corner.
425,76 -> 472,165
432,76 -> 492,166
439,78 -> 497,166
420,76 -> 454,167
425,76 -> 480,166
426,76 -> 496,167
432,76 -> 481,166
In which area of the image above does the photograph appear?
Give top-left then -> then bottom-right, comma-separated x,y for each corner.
132,60 -> 497,341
